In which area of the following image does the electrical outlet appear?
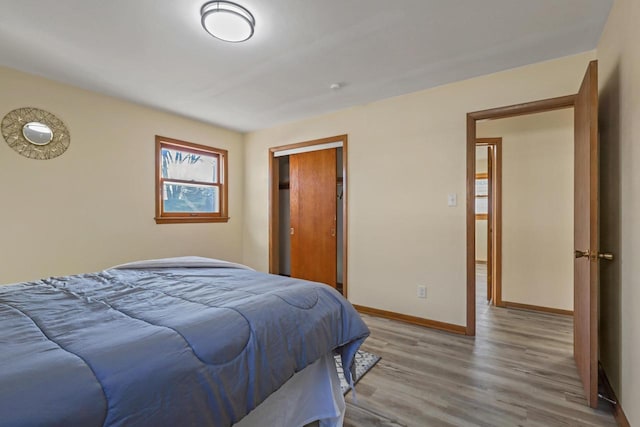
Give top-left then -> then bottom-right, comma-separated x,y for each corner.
417,285 -> 427,299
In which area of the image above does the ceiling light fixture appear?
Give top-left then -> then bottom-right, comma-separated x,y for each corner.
201,1 -> 255,43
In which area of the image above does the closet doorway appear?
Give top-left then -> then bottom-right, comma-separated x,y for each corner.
269,135 -> 348,296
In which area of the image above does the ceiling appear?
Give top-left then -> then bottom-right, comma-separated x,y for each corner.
0,1 -> 612,132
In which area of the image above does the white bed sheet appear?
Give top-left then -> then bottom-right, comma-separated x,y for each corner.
234,353 -> 346,427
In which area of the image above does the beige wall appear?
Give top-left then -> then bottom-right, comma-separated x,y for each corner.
475,220 -> 488,262
478,110 -> 574,311
475,147 -> 488,263
597,0 -> 640,422
244,51 -> 594,326
0,66 -> 244,285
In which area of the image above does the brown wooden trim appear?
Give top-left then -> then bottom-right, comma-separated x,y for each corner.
159,211 -> 227,219
468,94 -> 576,121
269,134 -> 347,154
475,172 -> 489,179
466,114 -> 476,336
486,144 -> 493,302
155,135 -> 225,154
599,363 -> 631,427
342,137 -> 349,298
221,142 -> 228,224
268,135 -> 348,297
160,177 -> 220,187
353,304 -> 467,335
495,140 -> 503,306
499,300 -> 573,316
155,137 -> 161,222
154,217 -> 230,224
155,135 -> 228,224
475,260 -> 487,265
475,213 -> 488,220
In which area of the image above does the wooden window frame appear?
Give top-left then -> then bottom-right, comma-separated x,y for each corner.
155,135 -> 229,224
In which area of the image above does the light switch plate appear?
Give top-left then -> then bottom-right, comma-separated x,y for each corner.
417,285 -> 426,298
447,193 -> 457,207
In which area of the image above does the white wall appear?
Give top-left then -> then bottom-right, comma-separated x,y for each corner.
478,110 -> 574,311
597,0 -> 640,422
0,66 -> 244,285
475,220 -> 488,263
243,52 -> 595,326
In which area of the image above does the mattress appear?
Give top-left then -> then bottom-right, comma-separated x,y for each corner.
0,257 -> 369,426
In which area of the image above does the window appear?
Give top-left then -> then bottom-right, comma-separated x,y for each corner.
155,136 -> 228,224
475,173 -> 488,220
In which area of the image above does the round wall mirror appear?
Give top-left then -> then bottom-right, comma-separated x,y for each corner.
1,107 -> 71,160
22,122 -> 53,146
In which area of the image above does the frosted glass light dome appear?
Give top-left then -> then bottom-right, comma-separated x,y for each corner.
201,1 -> 255,43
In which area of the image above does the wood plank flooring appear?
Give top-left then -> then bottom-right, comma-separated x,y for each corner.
343,266 -> 616,426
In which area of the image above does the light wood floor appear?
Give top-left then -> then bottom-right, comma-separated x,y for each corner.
343,266 -> 616,426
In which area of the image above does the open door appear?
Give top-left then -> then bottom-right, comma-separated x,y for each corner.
290,148 -> 337,287
476,139 -> 502,306
486,146 -> 493,303
573,60 -> 599,408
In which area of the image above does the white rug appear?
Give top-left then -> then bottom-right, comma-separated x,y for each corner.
334,350 -> 381,394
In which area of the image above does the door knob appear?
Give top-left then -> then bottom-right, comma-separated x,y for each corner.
575,250 -> 590,259
575,250 -> 614,261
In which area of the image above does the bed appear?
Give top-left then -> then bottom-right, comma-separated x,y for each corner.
0,257 -> 369,426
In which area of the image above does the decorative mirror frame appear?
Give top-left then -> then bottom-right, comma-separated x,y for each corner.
1,107 -> 70,160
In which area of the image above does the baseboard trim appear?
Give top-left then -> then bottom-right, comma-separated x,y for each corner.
353,304 -> 467,335
499,300 -> 573,316
598,362 -> 630,427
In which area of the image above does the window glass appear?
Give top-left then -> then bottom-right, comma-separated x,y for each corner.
155,136 -> 228,224
163,183 -> 219,213
161,148 -> 218,183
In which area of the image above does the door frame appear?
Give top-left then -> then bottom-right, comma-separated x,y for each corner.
466,95 -> 576,336
268,134 -> 349,297
476,138 -> 502,305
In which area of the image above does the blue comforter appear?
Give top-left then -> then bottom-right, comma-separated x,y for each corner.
0,259 -> 369,426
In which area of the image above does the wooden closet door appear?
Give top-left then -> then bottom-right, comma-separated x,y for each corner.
290,148 -> 337,287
